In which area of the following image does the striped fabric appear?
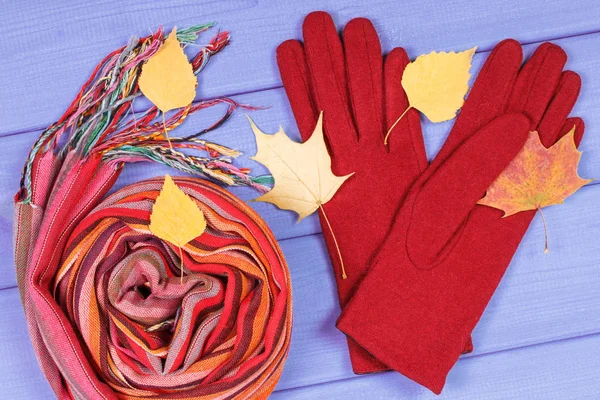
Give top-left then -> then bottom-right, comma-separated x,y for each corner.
14,151 -> 292,399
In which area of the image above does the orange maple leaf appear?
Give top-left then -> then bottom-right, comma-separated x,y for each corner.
478,128 -> 593,252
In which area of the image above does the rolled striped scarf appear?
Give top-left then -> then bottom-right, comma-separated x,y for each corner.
14,24 -> 291,399
15,156 -> 291,399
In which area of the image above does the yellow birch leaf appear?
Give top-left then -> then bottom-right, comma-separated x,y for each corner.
478,129 -> 593,252
149,175 -> 206,247
248,112 -> 353,221
138,28 -> 197,113
402,47 -> 476,123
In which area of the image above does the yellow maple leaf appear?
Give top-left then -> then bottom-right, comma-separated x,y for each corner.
249,112 -> 353,220
138,28 -> 197,113
478,128 -> 593,252
385,47 -> 476,144
149,174 -> 206,248
248,111 -> 354,278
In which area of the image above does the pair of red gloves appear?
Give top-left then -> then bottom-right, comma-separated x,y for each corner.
276,11 -> 583,394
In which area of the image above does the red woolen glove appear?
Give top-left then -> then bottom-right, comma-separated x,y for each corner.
337,41 -> 583,393
276,11 -> 430,373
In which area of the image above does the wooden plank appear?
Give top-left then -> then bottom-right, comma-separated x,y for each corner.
2,0 -> 600,133
271,333 -> 600,399
1,62 -> 598,288
274,185 -> 600,390
2,185 -> 600,393
2,2 -> 599,399
0,288 -> 54,399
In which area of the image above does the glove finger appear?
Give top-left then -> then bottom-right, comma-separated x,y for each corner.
276,40 -> 319,142
384,47 -> 427,170
343,18 -> 384,146
555,117 -> 585,149
406,113 -> 530,268
536,71 -> 581,147
441,40 -> 523,159
507,42 -> 567,128
303,11 -> 358,153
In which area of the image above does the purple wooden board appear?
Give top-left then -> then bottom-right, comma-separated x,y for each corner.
1,183 -> 599,396
1,74 -> 598,289
272,333 -> 600,399
1,0 -> 599,398
2,0 -> 600,134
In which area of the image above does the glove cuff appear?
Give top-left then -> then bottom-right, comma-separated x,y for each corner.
336,259 -> 468,394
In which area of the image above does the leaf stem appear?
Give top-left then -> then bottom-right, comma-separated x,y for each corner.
384,106 -> 412,145
319,203 -> 347,280
163,112 -> 173,149
537,207 -> 549,254
178,246 -> 184,283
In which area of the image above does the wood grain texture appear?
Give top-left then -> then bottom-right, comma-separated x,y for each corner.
272,333 -> 600,399
0,288 -> 54,399
1,0 -> 599,398
1,28 -> 599,289
1,0 -> 600,134
1,186 -> 599,395
276,185 -> 600,391
1,39 -> 598,285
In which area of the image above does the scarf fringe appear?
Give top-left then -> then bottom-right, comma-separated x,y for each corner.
18,24 -> 272,204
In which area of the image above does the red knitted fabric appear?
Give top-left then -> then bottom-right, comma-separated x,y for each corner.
277,12 -> 429,373
338,41 -> 583,393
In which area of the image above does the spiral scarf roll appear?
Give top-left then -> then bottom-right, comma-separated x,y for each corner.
13,24 -> 291,399
15,160 -> 291,399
